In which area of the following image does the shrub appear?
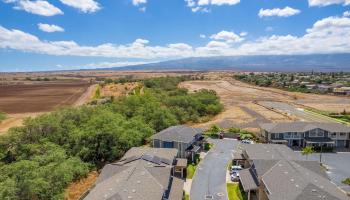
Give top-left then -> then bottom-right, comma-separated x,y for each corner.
342,178 -> 350,185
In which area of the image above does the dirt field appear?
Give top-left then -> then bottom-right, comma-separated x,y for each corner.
0,80 -> 92,134
181,78 -> 350,130
0,81 -> 90,113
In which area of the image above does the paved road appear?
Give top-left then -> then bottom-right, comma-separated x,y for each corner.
259,101 -> 337,123
190,139 -> 237,200
240,106 -> 271,128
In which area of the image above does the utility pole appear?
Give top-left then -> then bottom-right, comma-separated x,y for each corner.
319,144 -> 323,165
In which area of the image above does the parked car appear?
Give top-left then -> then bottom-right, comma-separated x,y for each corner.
230,172 -> 240,182
241,139 -> 254,144
230,165 -> 243,172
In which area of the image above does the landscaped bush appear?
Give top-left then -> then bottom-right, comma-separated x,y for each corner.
228,127 -> 240,133
342,178 -> 350,185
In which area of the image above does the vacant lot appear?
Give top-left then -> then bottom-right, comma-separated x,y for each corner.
181,78 -> 350,130
0,81 -> 90,113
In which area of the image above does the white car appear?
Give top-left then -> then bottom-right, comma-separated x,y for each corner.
241,139 -> 254,144
231,165 -> 243,171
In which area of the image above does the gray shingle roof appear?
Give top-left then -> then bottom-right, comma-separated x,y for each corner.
239,168 -> 259,191
168,177 -> 185,200
262,159 -> 348,200
260,122 -> 350,133
84,147 -> 178,200
241,144 -> 349,200
151,125 -> 203,143
243,144 -> 304,160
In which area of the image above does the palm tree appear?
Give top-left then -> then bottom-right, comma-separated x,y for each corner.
301,146 -> 315,160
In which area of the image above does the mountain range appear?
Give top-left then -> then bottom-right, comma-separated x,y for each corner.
109,54 -> 350,72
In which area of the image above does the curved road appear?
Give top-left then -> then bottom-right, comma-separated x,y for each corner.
190,139 -> 237,200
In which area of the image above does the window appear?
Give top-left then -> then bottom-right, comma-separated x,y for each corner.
285,132 -> 291,138
279,133 -> 284,139
317,132 -> 324,137
309,130 -> 316,137
330,133 -> 337,138
340,133 -> 346,137
317,129 -> 324,137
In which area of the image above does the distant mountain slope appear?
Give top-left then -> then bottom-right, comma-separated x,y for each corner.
111,54 -> 350,72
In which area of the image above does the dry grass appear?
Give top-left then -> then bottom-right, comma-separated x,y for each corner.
101,82 -> 140,97
64,171 -> 99,200
0,112 -> 43,135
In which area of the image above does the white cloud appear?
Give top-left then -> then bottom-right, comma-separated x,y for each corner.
206,41 -> 230,48
1,16 -> 350,59
168,43 -> 193,51
258,7 -> 300,18
59,0 -> 100,13
132,0 -> 147,6
344,11 -> 350,17
308,0 -> 350,7
239,32 -> 247,37
200,34 -> 206,38
210,30 -> 245,43
131,0 -> 147,12
4,0 -> 63,16
70,61 -> 151,69
185,0 -> 239,12
38,23 -> 64,33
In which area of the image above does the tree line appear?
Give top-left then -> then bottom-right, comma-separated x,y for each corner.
0,76 -> 223,199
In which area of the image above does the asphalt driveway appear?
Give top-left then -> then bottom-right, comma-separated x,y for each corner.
190,139 -> 237,200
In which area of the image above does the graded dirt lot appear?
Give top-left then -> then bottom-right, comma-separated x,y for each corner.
0,81 -> 90,113
181,78 -> 350,130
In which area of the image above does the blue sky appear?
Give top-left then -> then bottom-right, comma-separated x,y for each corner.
0,0 -> 350,72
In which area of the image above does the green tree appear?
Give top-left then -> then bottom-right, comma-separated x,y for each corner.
301,146 -> 315,160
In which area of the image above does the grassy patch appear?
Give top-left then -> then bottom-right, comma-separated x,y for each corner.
204,142 -> 214,151
343,178 -> 350,185
187,154 -> 200,179
227,183 -> 246,200
93,85 -> 101,99
187,164 -> 197,179
304,108 -> 350,125
183,193 -> 190,200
